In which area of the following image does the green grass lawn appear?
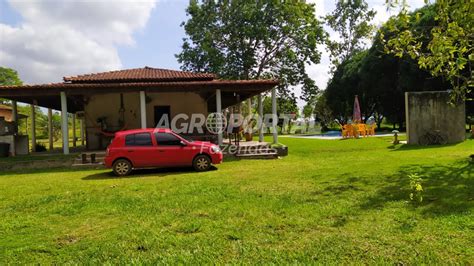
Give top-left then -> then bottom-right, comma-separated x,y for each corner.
0,137 -> 472,264
0,153 -> 77,163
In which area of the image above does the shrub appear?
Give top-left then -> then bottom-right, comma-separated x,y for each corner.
35,143 -> 47,152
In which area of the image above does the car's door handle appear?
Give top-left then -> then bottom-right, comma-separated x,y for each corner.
127,150 -> 134,152
157,150 -> 165,152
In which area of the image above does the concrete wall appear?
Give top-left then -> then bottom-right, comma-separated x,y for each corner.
0,135 -> 29,155
84,91 -> 208,150
405,91 -> 465,144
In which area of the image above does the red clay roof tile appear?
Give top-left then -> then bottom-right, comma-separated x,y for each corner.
63,66 -> 216,83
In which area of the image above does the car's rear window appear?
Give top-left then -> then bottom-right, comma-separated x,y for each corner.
125,133 -> 153,146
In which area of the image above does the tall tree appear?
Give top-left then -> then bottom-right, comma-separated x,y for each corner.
313,93 -> 333,131
324,50 -> 367,123
177,0 -> 325,101
383,1 -> 473,101
324,0 -> 376,72
0,67 -> 22,104
302,99 -> 315,119
324,5 -> 451,129
262,96 -> 298,134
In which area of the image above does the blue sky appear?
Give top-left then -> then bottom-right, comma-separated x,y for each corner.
0,0 -> 425,106
0,0 -> 20,25
118,0 -> 188,70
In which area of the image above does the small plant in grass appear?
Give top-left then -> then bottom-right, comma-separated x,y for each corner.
408,173 -> 423,204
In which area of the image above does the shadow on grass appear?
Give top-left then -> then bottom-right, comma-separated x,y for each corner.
324,183 -> 363,194
360,160 -> 473,217
387,142 -> 461,151
82,166 -> 218,180
222,156 -> 242,162
0,166 -> 95,177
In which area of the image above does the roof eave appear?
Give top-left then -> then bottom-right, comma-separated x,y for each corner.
0,79 -> 279,96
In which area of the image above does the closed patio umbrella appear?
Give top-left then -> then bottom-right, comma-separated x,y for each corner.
353,95 -> 361,123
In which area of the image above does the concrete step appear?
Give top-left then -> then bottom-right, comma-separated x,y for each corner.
75,155 -> 105,159
74,159 -> 104,165
81,151 -> 106,155
222,143 -> 277,158
235,148 -> 275,155
235,152 -> 278,159
72,162 -> 104,166
71,162 -> 105,168
76,152 -> 106,165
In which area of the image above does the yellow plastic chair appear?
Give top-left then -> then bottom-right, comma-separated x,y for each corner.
341,125 -> 350,138
357,124 -> 367,137
342,124 -> 355,138
350,124 -> 359,138
367,124 -> 376,136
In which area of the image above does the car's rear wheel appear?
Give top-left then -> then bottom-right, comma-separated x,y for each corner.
113,159 -> 132,176
193,154 -> 211,172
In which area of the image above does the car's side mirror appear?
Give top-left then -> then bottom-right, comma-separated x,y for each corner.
180,140 -> 187,146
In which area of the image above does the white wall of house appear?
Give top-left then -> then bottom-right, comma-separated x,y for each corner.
145,92 -> 208,127
84,91 -> 208,150
85,92 -> 141,130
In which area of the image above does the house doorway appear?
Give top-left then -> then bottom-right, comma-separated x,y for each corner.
154,106 -> 171,128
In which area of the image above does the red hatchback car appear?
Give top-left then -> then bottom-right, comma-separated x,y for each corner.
104,128 -> 223,176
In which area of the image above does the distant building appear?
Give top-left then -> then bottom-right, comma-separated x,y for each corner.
0,104 -> 27,122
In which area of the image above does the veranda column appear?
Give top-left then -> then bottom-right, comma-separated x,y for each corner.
247,98 -> 252,136
30,101 -> 37,152
247,98 -> 252,116
72,113 -> 76,147
258,94 -> 264,142
60,91 -> 69,155
236,94 -> 241,114
140,91 -> 147,129
216,89 -> 223,146
12,101 -> 18,131
48,108 -> 53,151
11,101 -> 18,156
271,88 -> 278,144
80,116 -> 85,146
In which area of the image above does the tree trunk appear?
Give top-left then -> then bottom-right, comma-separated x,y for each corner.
377,121 -> 382,130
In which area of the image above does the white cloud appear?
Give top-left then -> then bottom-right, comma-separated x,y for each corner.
0,0 -> 157,84
369,0 -> 426,26
307,0 -> 326,19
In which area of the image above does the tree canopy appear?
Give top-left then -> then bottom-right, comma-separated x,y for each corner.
0,67 -> 22,105
324,5 -> 451,128
382,0 -> 473,101
0,67 -> 22,86
324,0 -> 376,72
177,0 -> 325,101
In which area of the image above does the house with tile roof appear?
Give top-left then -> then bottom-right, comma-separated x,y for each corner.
0,67 -> 279,154
0,104 -> 27,122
